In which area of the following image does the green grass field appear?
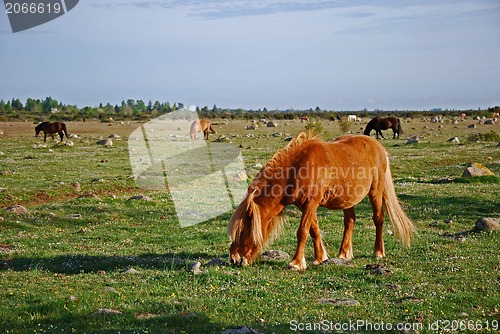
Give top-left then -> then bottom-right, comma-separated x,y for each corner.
0,117 -> 499,333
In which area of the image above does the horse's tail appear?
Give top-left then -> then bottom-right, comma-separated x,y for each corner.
62,123 -> 69,138
397,120 -> 403,136
382,156 -> 416,246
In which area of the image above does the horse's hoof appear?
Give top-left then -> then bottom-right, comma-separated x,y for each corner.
287,258 -> 307,270
373,252 -> 385,260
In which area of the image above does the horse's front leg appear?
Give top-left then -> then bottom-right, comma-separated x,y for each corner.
309,217 -> 328,265
288,205 -> 318,270
378,130 -> 385,139
338,207 -> 355,260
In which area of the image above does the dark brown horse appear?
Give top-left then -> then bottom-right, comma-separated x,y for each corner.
35,121 -> 69,142
364,117 -> 402,139
228,131 -> 416,270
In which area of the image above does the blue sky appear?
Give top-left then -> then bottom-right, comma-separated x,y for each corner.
1,0 -> 499,111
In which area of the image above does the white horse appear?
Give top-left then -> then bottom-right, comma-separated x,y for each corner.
347,115 -> 358,122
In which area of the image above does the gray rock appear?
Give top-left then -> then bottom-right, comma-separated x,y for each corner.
318,298 -> 360,306
123,267 -> 140,274
206,258 -> 228,267
474,217 -> 500,232
448,137 -> 460,143
189,261 -> 202,274
266,121 -> 278,127
322,258 -> 355,267
96,139 -> 113,147
68,214 -> 82,219
221,326 -> 264,334
462,163 -> 495,177
261,250 -> 290,261
71,182 -> 81,192
5,205 -> 28,215
128,195 -> 152,201
92,308 -> 123,316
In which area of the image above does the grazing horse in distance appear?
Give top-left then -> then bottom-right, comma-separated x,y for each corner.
228,131 -> 416,270
35,121 -> 69,142
190,119 -> 216,140
364,116 -> 403,139
347,114 -> 358,122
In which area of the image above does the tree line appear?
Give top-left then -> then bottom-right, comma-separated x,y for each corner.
0,97 -> 496,123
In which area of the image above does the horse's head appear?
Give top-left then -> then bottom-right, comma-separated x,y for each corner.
35,126 -> 40,137
228,191 -> 263,266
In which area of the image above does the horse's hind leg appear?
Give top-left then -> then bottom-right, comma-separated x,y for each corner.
369,190 -> 385,259
338,207 -> 355,260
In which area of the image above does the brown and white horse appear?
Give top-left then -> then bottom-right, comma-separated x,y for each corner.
228,131 -> 415,270
189,119 -> 216,140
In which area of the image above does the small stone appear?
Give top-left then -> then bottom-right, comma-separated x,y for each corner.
318,298 -> 360,307
71,182 -> 81,192
448,137 -> 460,143
105,286 -> 119,293
68,214 -> 81,219
123,267 -> 140,274
78,192 -> 99,199
221,326 -> 264,334
189,261 -> 202,274
92,308 -> 123,316
128,195 -> 152,201
5,205 -> 28,215
443,219 -> 453,224
206,258 -> 228,267
322,258 -> 355,267
68,295 -> 79,302
261,250 -> 290,261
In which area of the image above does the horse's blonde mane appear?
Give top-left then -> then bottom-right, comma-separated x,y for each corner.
264,130 -> 320,171
228,131 -> 317,249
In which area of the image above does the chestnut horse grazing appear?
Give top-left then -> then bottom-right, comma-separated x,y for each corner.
364,117 -> 402,139
189,119 -> 216,140
35,121 -> 69,142
228,132 -> 416,270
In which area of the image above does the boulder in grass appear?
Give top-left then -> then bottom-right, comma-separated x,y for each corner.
261,250 -> 290,261
5,205 -> 28,215
474,217 -> 500,232
462,163 -> 494,177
